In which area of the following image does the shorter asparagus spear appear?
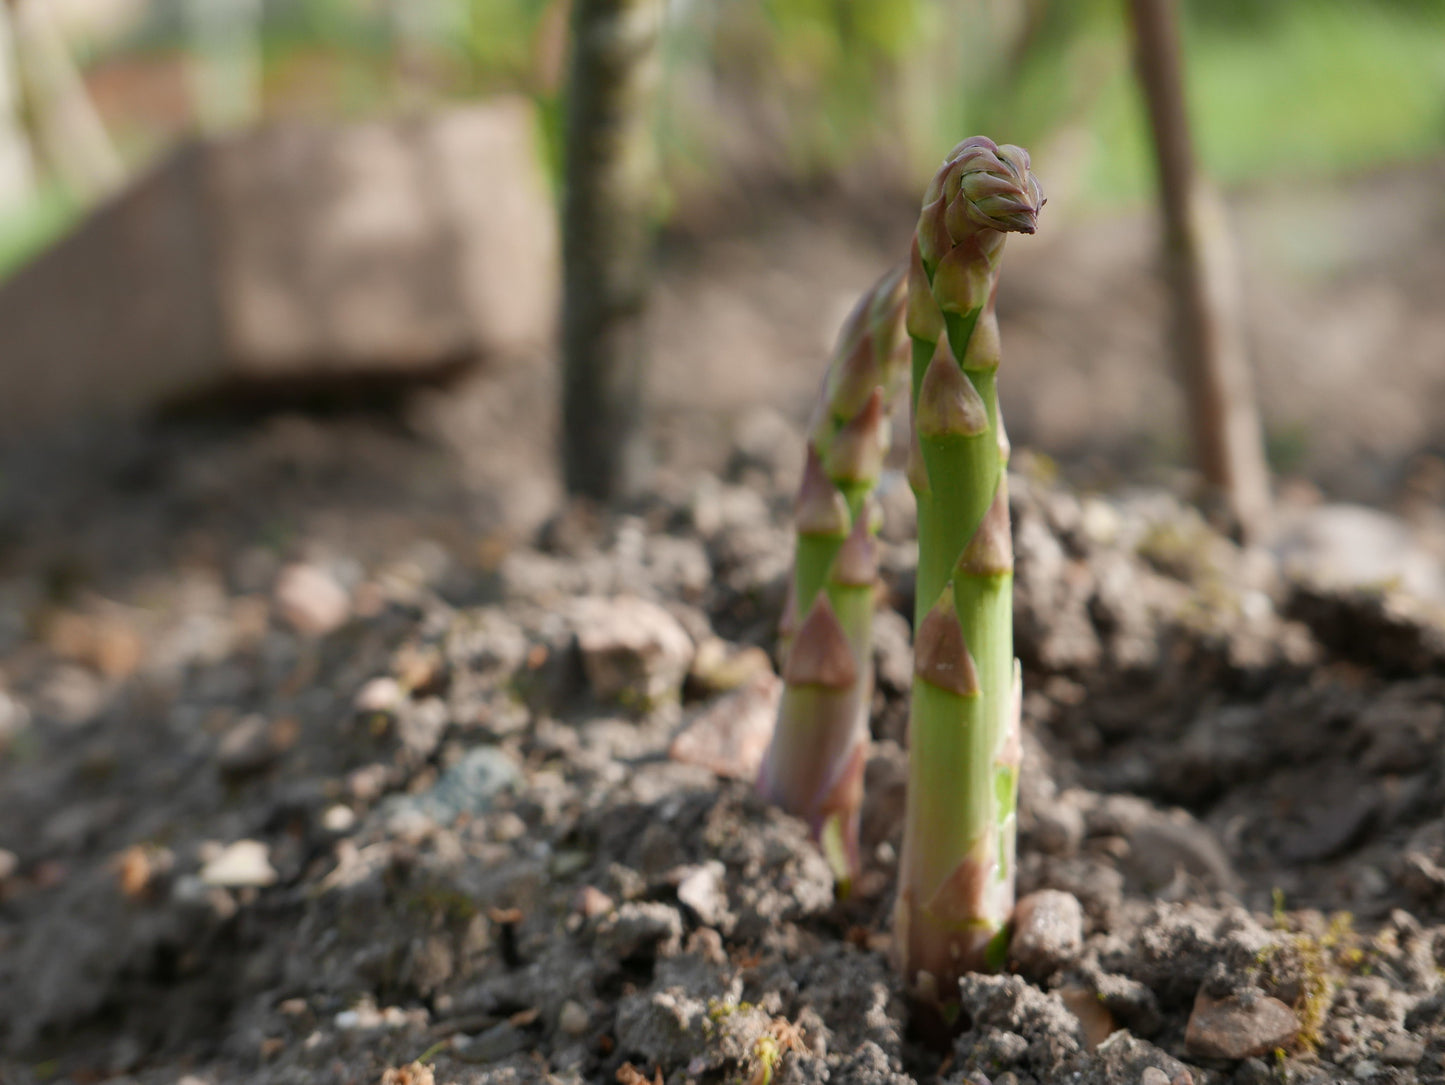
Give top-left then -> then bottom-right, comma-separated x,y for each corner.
758,266 -> 908,887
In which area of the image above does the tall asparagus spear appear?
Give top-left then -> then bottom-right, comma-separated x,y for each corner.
894,137 -> 1041,1018
757,265 -> 909,889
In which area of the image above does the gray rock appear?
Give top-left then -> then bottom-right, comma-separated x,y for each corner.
572,596 -> 694,708
1009,890 -> 1085,978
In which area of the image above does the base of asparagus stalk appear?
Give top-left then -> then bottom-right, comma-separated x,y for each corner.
758,267 -> 909,890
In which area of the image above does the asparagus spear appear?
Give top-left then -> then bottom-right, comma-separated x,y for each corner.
894,137 -> 1041,1017
758,265 -> 909,888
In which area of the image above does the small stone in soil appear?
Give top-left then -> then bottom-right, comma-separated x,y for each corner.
1184,988 -> 1300,1060
669,672 -> 781,780
114,843 -> 172,899
216,714 -> 283,776
575,885 -> 615,918
1031,798 -> 1086,856
354,676 -> 405,715
274,563 -> 351,636
321,804 -> 356,832
559,1000 -> 590,1037
675,860 -> 730,929
1057,984 -> 1115,1051
1377,1030 -> 1425,1066
199,840 -> 278,888
1008,889 -> 1085,978
572,595 -> 694,707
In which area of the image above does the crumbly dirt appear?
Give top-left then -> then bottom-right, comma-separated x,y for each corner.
4,167 -> 1445,1084
2,395 -> 1445,1085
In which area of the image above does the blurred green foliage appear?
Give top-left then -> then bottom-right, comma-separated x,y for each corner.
1083,0 -> 1445,200
0,188 -> 78,280
2,0 -> 1444,279
681,0 -> 1445,201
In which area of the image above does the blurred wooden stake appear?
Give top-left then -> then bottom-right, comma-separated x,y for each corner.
0,0 -> 36,215
9,0 -> 123,201
1128,0 -> 1270,541
561,0 -> 664,502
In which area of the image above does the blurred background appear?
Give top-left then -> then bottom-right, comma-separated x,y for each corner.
0,0 -> 1443,599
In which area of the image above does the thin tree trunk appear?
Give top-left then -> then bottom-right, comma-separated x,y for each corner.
0,0 -> 36,216
1127,0 -> 1270,540
561,0 -> 663,502
9,0 -> 123,201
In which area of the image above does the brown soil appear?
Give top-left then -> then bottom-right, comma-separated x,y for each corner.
2,165 -> 1445,1085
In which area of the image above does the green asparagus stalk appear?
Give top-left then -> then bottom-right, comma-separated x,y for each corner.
758,265 -> 909,888
894,137 -> 1041,1017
